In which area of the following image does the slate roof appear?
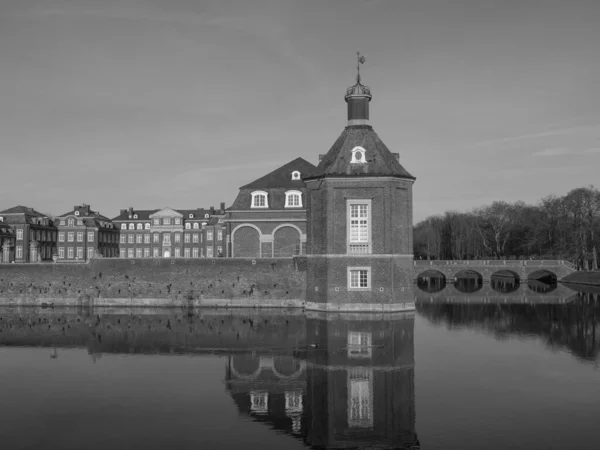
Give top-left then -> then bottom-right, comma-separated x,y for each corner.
240,157 -> 317,190
111,208 -> 213,221
303,125 -> 415,181
0,205 -> 46,216
111,209 -> 158,221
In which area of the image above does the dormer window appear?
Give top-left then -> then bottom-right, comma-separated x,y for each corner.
136,223 -> 142,230
128,223 -> 134,230
185,223 -> 191,229
189,213 -> 194,218
193,223 -> 199,229
174,218 -> 181,225
285,190 -> 302,208
251,191 -> 269,208
121,224 -> 126,230
67,218 -> 74,227
144,223 -> 150,230
291,170 -> 301,180
133,214 -> 138,219
77,220 -> 83,226
74,211 -> 80,216
351,146 -> 367,164
204,213 -> 209,219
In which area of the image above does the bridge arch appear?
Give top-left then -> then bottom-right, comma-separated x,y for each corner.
490,270 -> 521,293
272,356 -> 306,380
416,270 -> 446,293
527,269 -> 558,293
229,354 -> 262,380
453,270 -> 483,293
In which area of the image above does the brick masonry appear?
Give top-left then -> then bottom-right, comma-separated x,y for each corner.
0,258 -> 306,307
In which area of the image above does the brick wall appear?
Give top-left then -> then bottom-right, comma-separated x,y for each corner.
0,258 -> 306,307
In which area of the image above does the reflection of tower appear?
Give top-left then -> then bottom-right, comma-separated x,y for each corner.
304,312 -> 419,449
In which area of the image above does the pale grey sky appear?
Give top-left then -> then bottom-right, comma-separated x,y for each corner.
1,0 -> 599,222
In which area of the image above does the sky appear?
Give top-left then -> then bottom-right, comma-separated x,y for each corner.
1,0 -> 600,223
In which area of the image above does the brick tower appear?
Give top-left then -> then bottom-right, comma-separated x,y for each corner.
303,55 -> 416,312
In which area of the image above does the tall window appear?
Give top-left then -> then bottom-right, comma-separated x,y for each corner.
121,224 -> 126,230
67,232 -> 74,242
185,223 -> 191,229
207,247 -> 213,257
348,267 -> 370,290
251,191 -> 268,208
76,247 -> 83,259
58,232 -> 65,242
128,234 -> 134,244
68,247 -> 74,258
16,229 -> 23,240
217,230 -> 223,241
285,190 -> 302,207
163,234 -> 171,245
136,223 -> 142,230
192,233 -> 199,243
77,232 -> 83,242
153,248 -> 159,258
136,248 -> 142,258
174,247 -> 180,258
120,235 -> 126,244
184,248 -> 190,258
144,234 -> 150,244
348,367 -> 373,428
174,233 -> 181,243
153,233 -> 159,243
87,247 -> 94,258
193,223 -> 199,229
192,248 -> 199,258
68,218 -> 74,227
16,246 -> 23,258
120,249 -> 126,258
347,200 -> 371,254
206,230 -> 213,241
164,218 -> 171,225
217,246 -> 222,255
128,224 -> 134,230
127,248 -> 133,258
184,233 -> 190,243
136,234 -> 142,244
87,232 -> 94,242
144,223 -> 150,230
59,247 -> 65,258
144,248 -> 150,258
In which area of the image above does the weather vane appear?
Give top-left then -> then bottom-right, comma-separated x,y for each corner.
356,52 -> 366,83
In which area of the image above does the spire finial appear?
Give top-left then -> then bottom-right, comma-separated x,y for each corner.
356,52 -> 365,83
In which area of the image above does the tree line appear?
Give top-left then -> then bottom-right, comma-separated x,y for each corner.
413,185 -> 600,270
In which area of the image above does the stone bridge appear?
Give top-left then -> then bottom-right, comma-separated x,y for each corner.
414,260 -> 576,283
415,282 -> 578,304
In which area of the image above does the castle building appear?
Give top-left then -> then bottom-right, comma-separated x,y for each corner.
55,204 -> 119,261
225,157 -> 317,257
303,56 -> 416,311
0,206 -> 57,263
111,204 -> 226,258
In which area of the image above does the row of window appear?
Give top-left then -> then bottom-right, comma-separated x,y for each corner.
15,229 -> 57,242
119,246 -> 223,258
60,218 -> 113,229
57,246 -> 95,259
251,191 -> 303,208
119,221 -> 210,230
58,231 -> 97,243
117,231 -> 223,245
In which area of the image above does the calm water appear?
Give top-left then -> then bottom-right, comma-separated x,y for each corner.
1,290 -> 598,449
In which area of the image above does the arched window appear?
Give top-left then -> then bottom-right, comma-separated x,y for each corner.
351,146 -> 367,164
128,223 -> 134,230
185,223 -> 191,229
285,190 -> 303,208
204,213 -> 209,219
189,213 -> 194,218
144,223 -> 150,230
193,223 -> 199,229
121,224 -> 126,230
133,214 -> 138,219
291,170 -> 301,180
136,223 -> 142,230
251,191 -> 269,208
67,218 -> 74,227
74,211 -> 80,216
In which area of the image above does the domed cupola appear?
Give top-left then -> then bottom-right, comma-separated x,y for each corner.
345,52 -> 372,126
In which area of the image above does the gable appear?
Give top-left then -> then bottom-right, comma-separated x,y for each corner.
149,207 -> 184,218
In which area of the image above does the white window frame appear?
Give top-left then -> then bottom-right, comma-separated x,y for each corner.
192,247 -> 199,258
217,230 -> 223,241
348,267 -> 371,290
184,248 -> 190,258
350,146 -> 367,164
174,233 -> 181,243
347,332 -> 372,358
163,234 -> 171,245
76,247 -> 83,259
152,248 -> 159,258
144,234 -> 150,244
285,190 -> 303,208
206,247 -> 213,257
174,218 -> 181,225
58,232 -> 65,242
87,232 -> 94,242
193,223 -> 199,229
127,248 -> 134,258
217,246 -> 222,255
87,247 -> 94,258
136,234 -> 142,244
153,233 -> 159,243
67,247 -> 74,259
291,170 -> 301,180
120,249 -> 126,258
136,248 -> 142,258
192,233 -> 199,243
16,245 -> 23,258
347,199 -> 371,254
164,218 -> 171,225
121,224 -> 126,230
120,235 -> 126,244
136,223 -> 142,230
251,191 -> 269,208
128,224 -> 134,230
144,248 -> 150,258
185,223 -> 191,229
59,247 -> 65,259
16,229 -> 23,240
206,230 -> 213,241
144,223 -> 150,230
68,218 -> 74,227
67,232 -> 74,242
76,232 -> 83,242
128,234 -> 134,244
174,247 -> 180,258
153,219 -> 159,225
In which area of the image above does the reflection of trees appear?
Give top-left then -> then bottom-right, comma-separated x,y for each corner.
417,293 -> 600,361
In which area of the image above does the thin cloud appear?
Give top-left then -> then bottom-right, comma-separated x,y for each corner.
532,147 -> 600,157
472,124 -> 600,148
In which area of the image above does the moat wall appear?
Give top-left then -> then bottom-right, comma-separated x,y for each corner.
0,258 -> 307,307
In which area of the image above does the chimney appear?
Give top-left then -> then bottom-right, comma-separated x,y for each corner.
209,206 -> 215,215
120,209 -> 126,216
220,202 -> 225,214
392,153 -> 400,161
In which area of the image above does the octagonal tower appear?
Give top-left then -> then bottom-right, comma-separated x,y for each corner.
303,56 -> 416,312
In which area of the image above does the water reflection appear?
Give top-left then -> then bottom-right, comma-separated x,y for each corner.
226,312 -> 420,449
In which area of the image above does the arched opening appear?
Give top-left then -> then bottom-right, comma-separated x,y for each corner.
230,354 -> 261,379
163,249 -> 171,258
273,226 -> 301,257
273,356 -> 303,378
527,270 -> 558,293
233,226 -> 260,258
453,270 -> 483,293
491,270 -> 521,293
416,270 -> 446,293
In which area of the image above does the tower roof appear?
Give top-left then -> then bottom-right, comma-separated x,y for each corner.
240,157 -> 317,189
304,125 -> 415,181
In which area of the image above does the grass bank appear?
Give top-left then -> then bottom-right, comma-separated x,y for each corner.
561,271 -> 600,286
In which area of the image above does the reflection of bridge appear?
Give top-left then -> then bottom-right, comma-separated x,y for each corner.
414,260 -> 576,282
415,283 -> 578,303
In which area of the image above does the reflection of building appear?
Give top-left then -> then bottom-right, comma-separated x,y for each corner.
225,157 -> 317,257
303,57 -> 416,311
0,205 -> 57,262
225,313 -> 419,449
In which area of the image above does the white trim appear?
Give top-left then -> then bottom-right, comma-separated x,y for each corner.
350,146 -> 367,163
250,191 -> 269,208
284,190 -> 303,208
347,199 -> 372,254
231,223 -> 263,258
291,170 -> 301,180
347,266 -> 371,290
